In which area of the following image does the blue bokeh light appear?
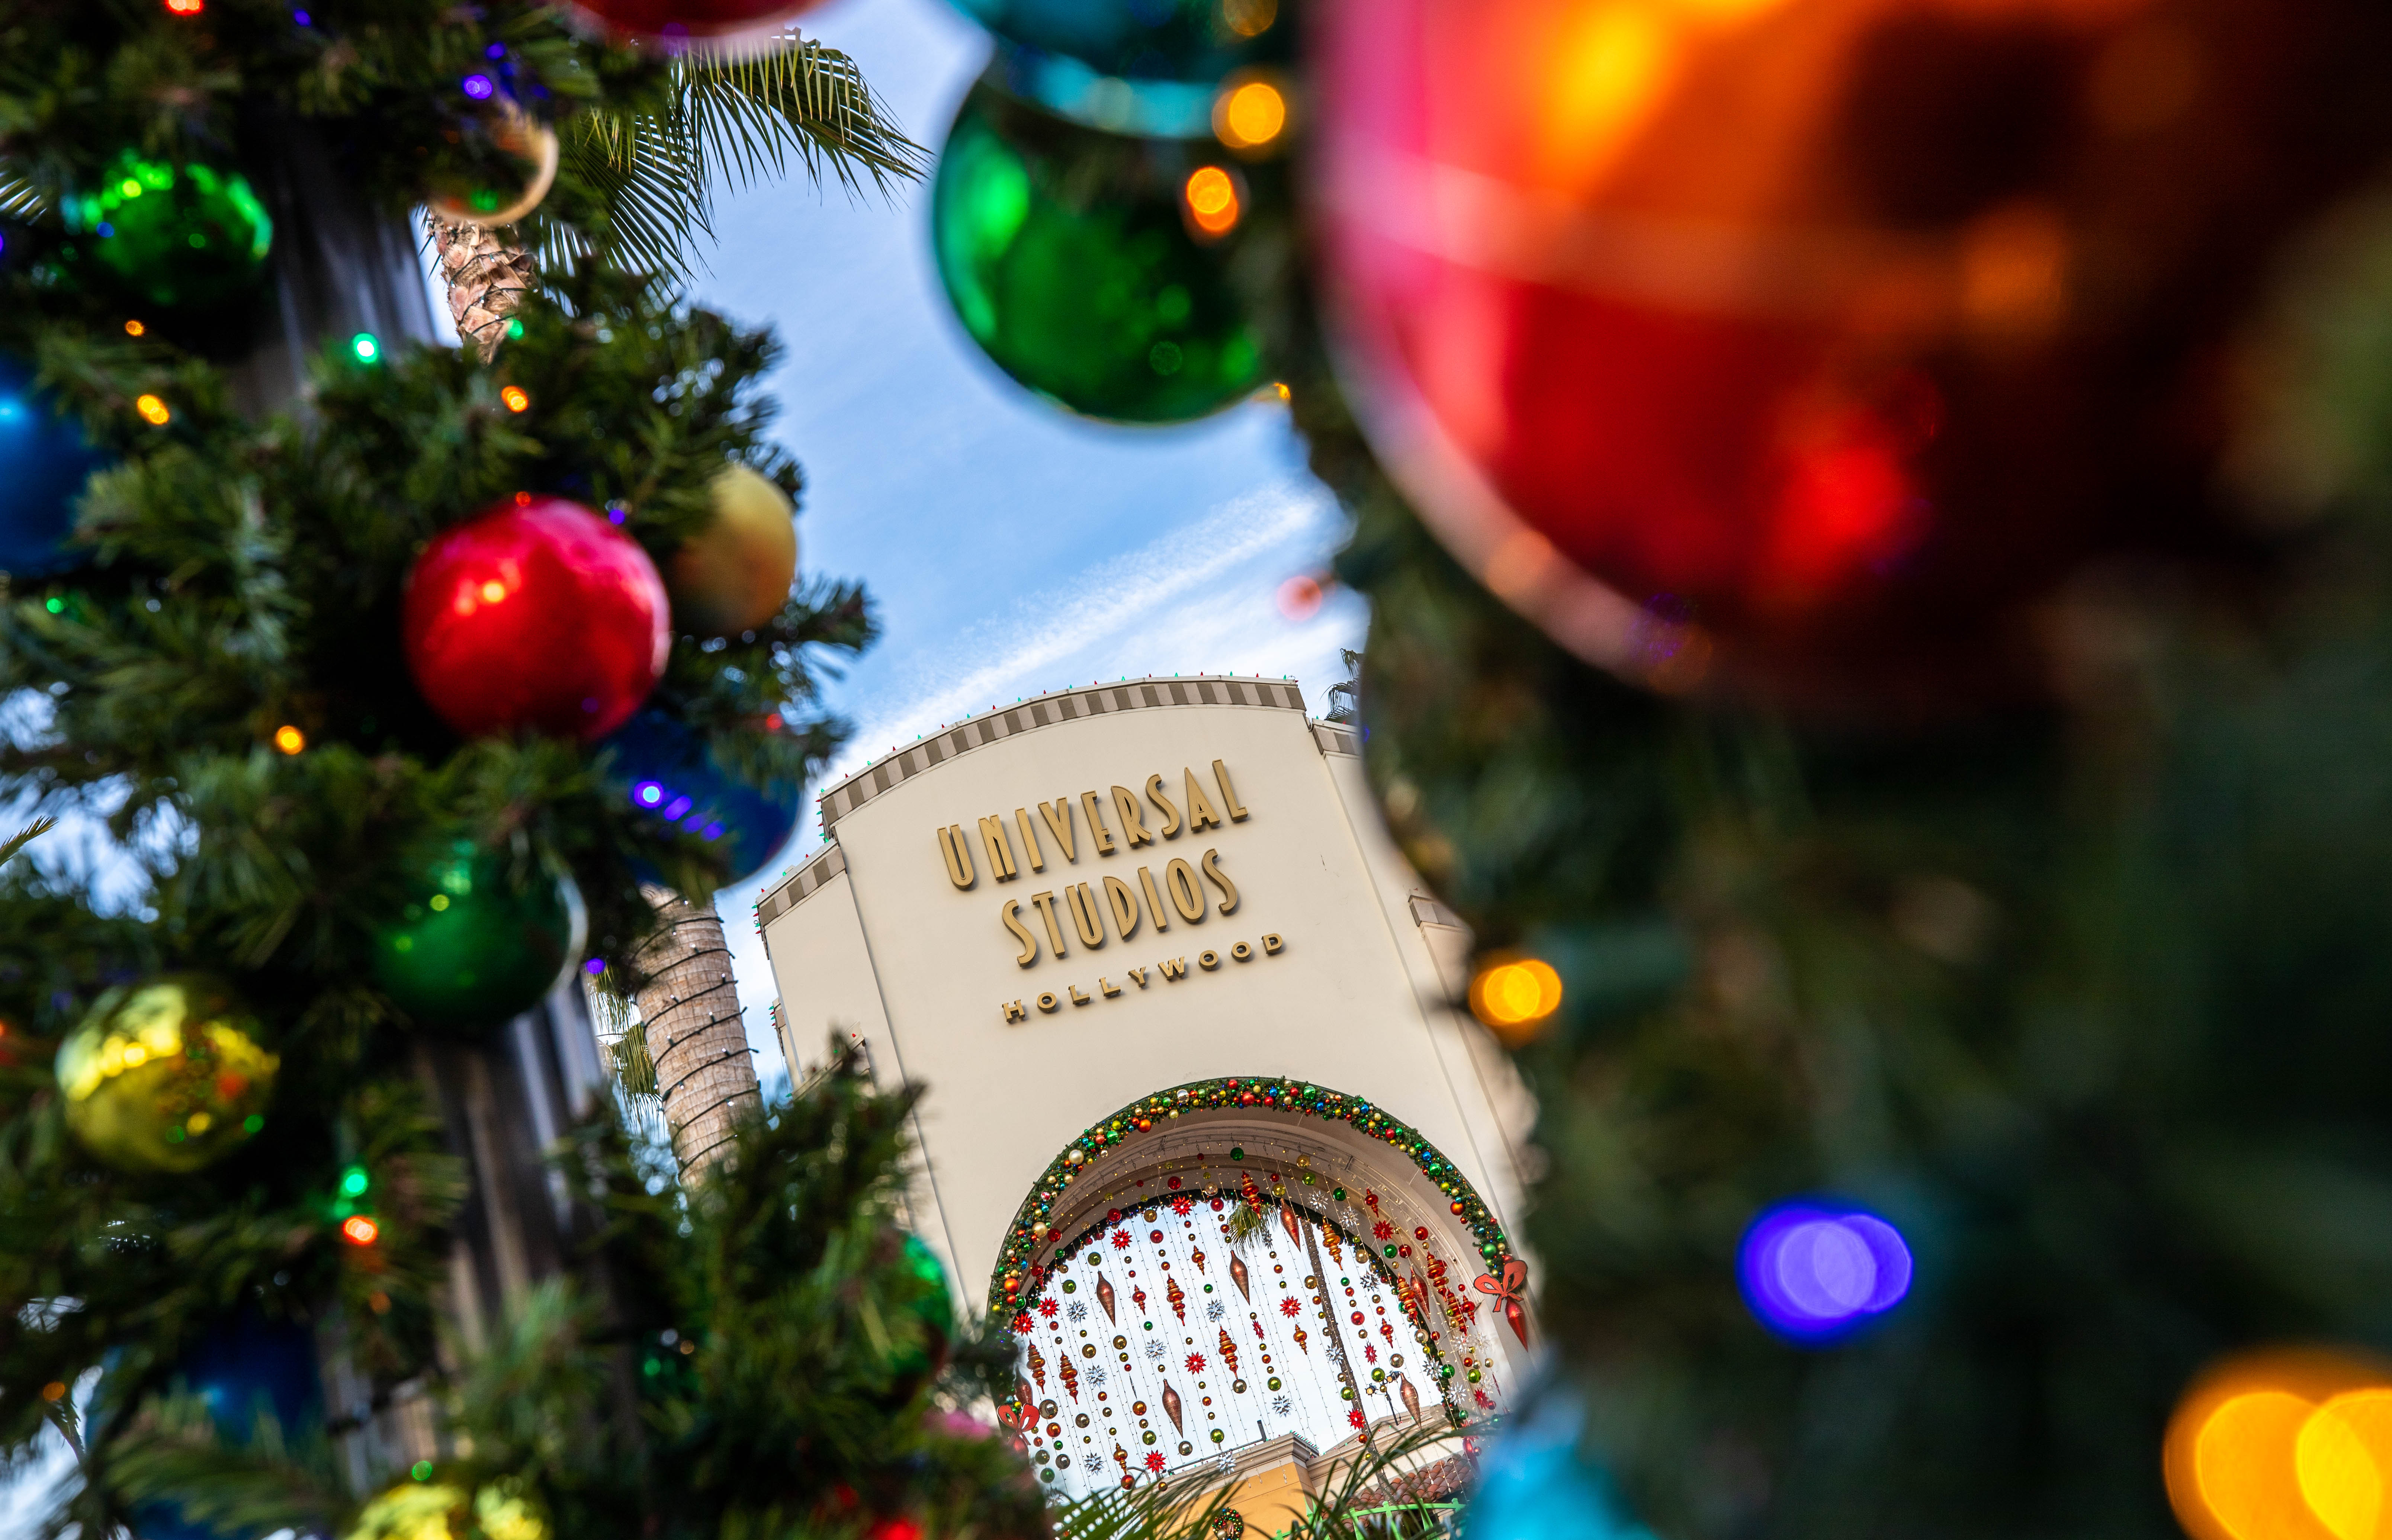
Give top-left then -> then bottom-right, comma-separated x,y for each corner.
1737,1200 -> 1913,1344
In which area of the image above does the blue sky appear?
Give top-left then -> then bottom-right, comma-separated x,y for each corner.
680,0 -> 1366,1084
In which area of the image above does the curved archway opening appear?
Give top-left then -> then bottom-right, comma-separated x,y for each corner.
990,1077 -> 1524,1495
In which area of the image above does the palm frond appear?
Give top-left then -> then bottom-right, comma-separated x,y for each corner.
0,165 -> 45,223
0,814 -> 56,866
564,35 -> 927,280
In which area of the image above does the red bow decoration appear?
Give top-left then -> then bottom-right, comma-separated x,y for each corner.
1473,1257 -> 1531,1349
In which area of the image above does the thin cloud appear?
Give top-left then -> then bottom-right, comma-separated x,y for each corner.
833,476 -> 1342,773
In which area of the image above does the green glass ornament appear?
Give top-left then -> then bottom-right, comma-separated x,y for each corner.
892,1232 -> 957,1377
56,974 -> 279,1173
62,150 -> 273,312
373,840 -> 585,1032
932,81 -> 1264,424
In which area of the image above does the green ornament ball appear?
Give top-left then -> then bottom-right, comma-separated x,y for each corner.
62,150 -> 273,312
373,840 -> 585,1033
887,1232 -> 957,1389
56,974 -> 279,1173
932,81 -> 1264,424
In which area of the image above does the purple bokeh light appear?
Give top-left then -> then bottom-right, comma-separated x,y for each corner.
583,957 -> 606,977
1737,1201 -> 1913,1344
462,74 -> 495,100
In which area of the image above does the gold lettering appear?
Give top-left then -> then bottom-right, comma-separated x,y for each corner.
979,814 -> 1019,881
1111,785 -> 1154,847
1183,767 -> 1224,832
1166,858 -> 1206,922
1200,848 -> 1239,914
1145,774 -> 1183,839
1126,965 -> 1149,988
1037,991 -> 1060,1013
1001,999 -> 1027,1023
1015,808 -> 1045,872
1198,949 -> 1221,970
938,824 -> 975,888
1213,759 -> 1249,822
1262,932 -> 1284,954
1030,890 -> 1069,958
1068,984 -> 1091,1006
1137,866 -> 1171,931
1231,941 -> 1253,962
1001,900 -> 1038,967
1066,882 -> 1107,948
1080,791 -> 1118,855
1158,956 -> 1188,981
1039,798 -> 1078,861
1099,977 -> 1121,998
1104,875 -> 1141,940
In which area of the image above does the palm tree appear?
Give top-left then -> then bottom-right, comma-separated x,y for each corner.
432,33 -> 928,356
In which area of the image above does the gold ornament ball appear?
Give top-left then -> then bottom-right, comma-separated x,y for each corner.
667,463 -> 798,639
56,975 -> 278,1173
346,1479 -> 548,1540
425,100 -> 560,228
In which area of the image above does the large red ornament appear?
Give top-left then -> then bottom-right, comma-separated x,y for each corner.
1313,0 -> 2392,707
561,0 -> 824,47
402,496 -> 669,742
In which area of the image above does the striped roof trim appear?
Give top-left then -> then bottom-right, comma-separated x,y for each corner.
754,676 -> 1309,930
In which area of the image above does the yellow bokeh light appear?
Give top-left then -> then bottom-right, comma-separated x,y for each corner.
1215,80 -> 1287,151
135,393 -> 171,425
1184,166 -> 1241,237
500,385 -> 530,413
2168,1351 -> 2392,1540
1468,956 -> 1563,1044
1538,4 -> 1676,188
123,319 -> 145,337
273,724 -> 305,754
480,579 -> 508,604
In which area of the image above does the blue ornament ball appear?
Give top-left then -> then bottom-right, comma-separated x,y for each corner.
1461,1390 -> 1657,1540
602,710 -> 802,887
948,0 -> 1282,88
129,1313 -> 322,1540
0,354 -> 105,577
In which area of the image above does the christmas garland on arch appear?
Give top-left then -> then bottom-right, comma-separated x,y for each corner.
987,1076 -> 1515,1315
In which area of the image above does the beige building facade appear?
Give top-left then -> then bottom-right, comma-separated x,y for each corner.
752,675 -> 1534,1517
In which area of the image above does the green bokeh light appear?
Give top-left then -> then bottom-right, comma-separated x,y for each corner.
63,150 -> 273,311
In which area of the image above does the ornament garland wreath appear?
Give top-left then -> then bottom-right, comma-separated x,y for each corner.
987,1075 -> 1513,1310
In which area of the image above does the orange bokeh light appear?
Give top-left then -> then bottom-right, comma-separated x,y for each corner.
1214,79 -> 1289,152
273,725 -> 305,755
164,0 -> 204,13
1184,167 -> 1241,237
2167,1350 -> 2392,1540
123,319 -> 145,337
500,386 -> 530,413
1469,955 -> 1563,1044
341,1215 -> 380,1246
135,394 -> 171,426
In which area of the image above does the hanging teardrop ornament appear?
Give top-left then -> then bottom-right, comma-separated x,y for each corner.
1163,1382 -> 1184,1432
1219,1327 -> 1240,1377
1191,1246 -> 1207,1274
1027,1342 -> 1048,1388
1400,1376 -> 1421,1423
1323,1228 -> 1343,1266
1293,1323 -> 1309,1354
1098,1273 -> 1118,1323
1281,1201 -> 1301,1246
1230,1253 -> 1251,1302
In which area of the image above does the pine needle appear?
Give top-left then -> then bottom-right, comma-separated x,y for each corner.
0,815 -> 56,866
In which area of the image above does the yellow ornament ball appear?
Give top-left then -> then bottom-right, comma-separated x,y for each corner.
666,463 -> 797,639
347,1480 -> 548,1540
55,974 -> 278,1173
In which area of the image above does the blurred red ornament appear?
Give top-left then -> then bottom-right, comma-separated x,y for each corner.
1313,0 -> 2392,707
402,497 -> 669,742
561,0 -> 824,46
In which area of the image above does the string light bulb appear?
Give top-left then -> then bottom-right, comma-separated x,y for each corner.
1468,955 -> 1563,1045
341,1215 -> 379,1246
273,724 -> 305,754
134,394 -> 171,426
1183,166 -> 1242,239
500,386 -> 530,413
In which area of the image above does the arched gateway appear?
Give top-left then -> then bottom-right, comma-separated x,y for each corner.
753,675 -> 1537,1512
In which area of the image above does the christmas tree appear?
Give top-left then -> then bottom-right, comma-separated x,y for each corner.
0,3 -> 1068,1537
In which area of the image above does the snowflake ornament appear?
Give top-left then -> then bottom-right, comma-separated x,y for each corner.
1271,1394 -> 1293,1415
1205,1299 -> 1227,1322
1085,1453 -> 1107,1473
1089,1364 -> 1108,1386
1067,1299 -> 1089,1322
1143,1339 -> 1167,1361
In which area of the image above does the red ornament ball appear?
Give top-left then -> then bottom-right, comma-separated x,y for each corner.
402,496 -> 669,742
1313,0 -> 2392,708
561,0 -> 824,46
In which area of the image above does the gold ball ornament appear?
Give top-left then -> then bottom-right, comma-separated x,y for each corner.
56,975 -> 278,1173
425,100 -> 560,228
346,1480 -> 548,1540
666,463 -> 798,638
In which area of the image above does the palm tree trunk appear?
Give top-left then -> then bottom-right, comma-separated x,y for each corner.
632,888 -> 762,1180
425,213 -> 536,360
